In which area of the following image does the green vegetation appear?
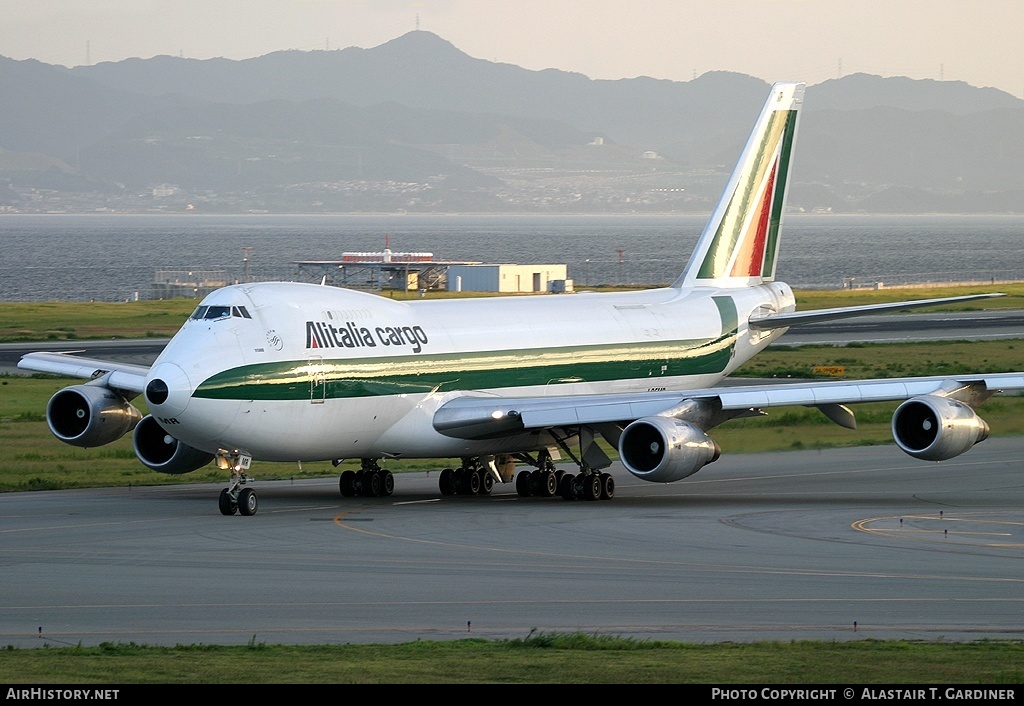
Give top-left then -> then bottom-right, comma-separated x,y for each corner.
0,300 -> 196,342
2,636 -> 1023,683
792,282 -> 1024,312
736,339 -> 1024,380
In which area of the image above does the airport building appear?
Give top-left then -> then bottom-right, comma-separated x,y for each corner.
447,264 -> 570,293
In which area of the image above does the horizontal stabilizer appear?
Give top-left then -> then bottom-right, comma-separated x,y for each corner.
749,293 -> 1003,330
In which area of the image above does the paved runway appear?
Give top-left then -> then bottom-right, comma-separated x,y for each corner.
3,438 -> 1023,648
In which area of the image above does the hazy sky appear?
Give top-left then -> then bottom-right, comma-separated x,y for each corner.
1,1 -> 1021,96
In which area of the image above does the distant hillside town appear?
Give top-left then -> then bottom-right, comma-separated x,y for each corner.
0,31 -> 1022,214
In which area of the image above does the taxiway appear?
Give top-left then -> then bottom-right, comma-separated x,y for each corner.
2,439 -> 1023,647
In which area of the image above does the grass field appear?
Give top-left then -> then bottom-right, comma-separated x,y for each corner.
2,635 -> 1023,683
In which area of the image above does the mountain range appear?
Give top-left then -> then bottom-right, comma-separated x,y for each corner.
0,30 -> 1021,213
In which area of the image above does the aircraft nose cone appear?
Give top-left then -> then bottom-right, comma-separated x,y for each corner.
145,362 -> 192,418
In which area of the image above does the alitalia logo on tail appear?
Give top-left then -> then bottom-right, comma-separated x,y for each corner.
678,83 -> 803,288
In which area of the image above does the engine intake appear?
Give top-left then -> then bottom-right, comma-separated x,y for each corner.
619,416 -> 720,483
45,385 -> 142,448
892,395 -> 989,461
132,415 -> 214,475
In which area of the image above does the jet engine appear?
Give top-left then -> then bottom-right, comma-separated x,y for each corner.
45,384 -> 142,448
132,415 -> 214,474
618,416 -> 721,482
892,395 -> 989,462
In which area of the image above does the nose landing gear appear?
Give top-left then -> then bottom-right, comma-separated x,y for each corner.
216,449 -> 257,516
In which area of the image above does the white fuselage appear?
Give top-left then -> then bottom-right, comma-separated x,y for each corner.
144,281 -> 794,461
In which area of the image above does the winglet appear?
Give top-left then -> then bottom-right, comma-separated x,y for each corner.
675,82 -> 804,289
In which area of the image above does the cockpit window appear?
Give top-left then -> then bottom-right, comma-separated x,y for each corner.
203,306 -> 231,320
190,304 -> 251,321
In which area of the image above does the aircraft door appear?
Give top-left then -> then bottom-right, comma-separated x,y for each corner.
309,356 -> 326,404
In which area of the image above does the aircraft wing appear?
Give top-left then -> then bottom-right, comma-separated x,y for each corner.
433,372 -> 1024,440
749,293 -> 1003,330
17,352 -> 149,395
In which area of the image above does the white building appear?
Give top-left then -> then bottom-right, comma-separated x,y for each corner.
447,264 -> 569,293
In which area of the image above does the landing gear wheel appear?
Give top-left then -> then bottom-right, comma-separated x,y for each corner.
584,474 -> 602,501
600,473 -> 615,500
479,470 -> 494,495
379,469 -> 394,496
364,470 -> 383,497
516,470 -> 532,497
218,488 -> 237,516
339,470 -> 356,497
439,468 -> 456,496
462,467 -> 481,495
238,487 -> 258,515
540,470 -> 557,497
559,474 -> 574,501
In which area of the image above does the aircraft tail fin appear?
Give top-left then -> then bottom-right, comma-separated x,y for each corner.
675,82 -> 804,289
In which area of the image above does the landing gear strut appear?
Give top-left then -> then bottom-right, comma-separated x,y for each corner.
216,449 -> 257,516
339,459 -> 395,498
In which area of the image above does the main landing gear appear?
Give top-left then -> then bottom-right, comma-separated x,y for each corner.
513,449 -> 615,501
438,457 -> 499,496
339,459 -> 395,498
217,449 -> 257,516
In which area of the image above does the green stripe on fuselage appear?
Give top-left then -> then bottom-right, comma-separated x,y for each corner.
195,300 -> 739,401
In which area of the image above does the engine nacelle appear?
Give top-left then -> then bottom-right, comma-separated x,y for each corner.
618,416 -> 721,483
45,384 -> 142,448
892,395 -> 990,462
132,415 -> 214,475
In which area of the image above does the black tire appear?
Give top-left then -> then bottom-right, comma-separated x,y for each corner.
479,470 -> 494,495
380,470 -> 394,496
515,470 -> 532,496
365,471 -> 382,497
558,474 -> 574,500
600,473 -> 615,500
218,488 -> 237,516
339,471 -> 356,497
584,474 -> 602,501
464,468 -> 481,495
238,488 -> 258,516
541,470 -> 557,497
439,468 -> 456,496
